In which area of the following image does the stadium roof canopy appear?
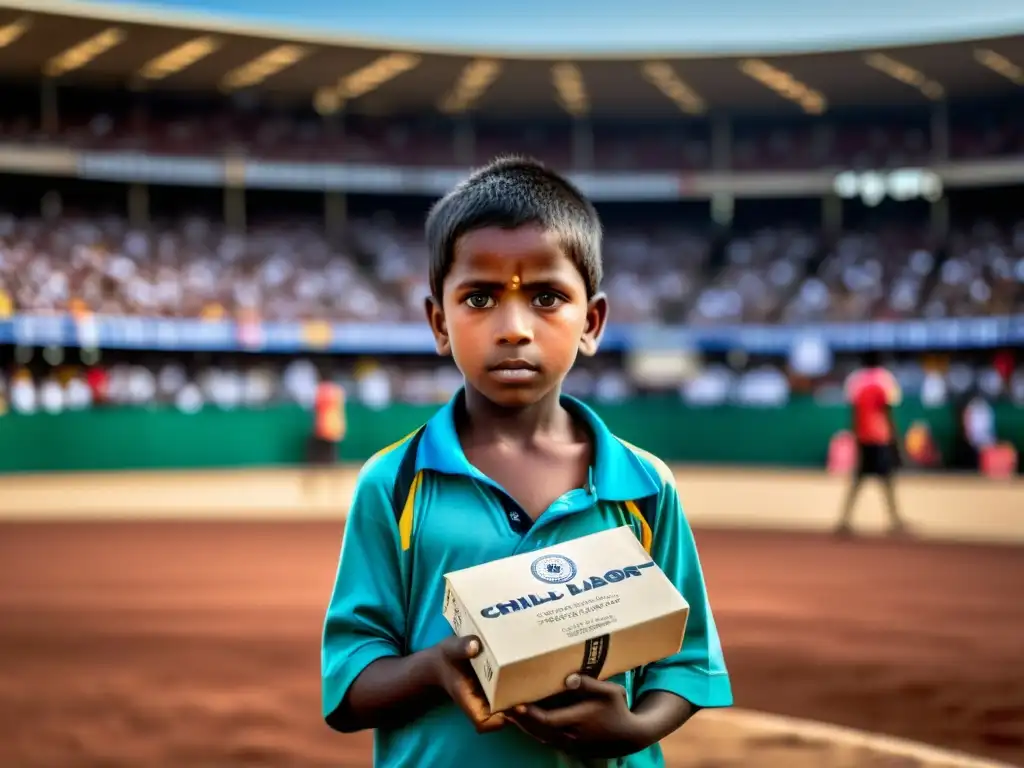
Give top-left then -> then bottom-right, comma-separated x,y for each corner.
1,0 -> 1024,118
68,0 -> 1024,55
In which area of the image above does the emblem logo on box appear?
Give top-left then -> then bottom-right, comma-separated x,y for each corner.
530,554 -> 578,584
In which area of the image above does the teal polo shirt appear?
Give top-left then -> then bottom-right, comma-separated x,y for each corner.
322,391 -> 732,768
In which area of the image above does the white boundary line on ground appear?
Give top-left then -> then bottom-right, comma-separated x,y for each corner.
710,708 -> 1019,768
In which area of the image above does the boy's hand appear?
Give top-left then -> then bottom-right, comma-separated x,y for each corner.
507,674 -> 651,759
430,636 -> 507,734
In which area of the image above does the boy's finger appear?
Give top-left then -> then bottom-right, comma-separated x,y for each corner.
440,634 -> 481,661
565,674 -> 625,699
456,675 -> 491,706
510,703 -> 554,728
521,701 -> 593,730
476,712 -> 508,733
454,687 -> 496,722
463,636 -> 481,658
458,695 -> 505,733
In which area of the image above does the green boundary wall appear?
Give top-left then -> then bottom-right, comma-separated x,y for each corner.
0,398 -> 1020,473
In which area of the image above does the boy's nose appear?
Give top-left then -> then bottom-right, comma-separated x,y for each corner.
494,302 -> 533,346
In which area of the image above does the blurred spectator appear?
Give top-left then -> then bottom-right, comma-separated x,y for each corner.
9,368 -> 36,414
920,368 -> 948,407
85,365 -> 110,405
355,361 -> 393,410
905,421 -> 941,468
964,392 -> 997,461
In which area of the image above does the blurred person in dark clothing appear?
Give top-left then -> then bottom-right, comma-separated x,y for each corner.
955,388 -> 996,471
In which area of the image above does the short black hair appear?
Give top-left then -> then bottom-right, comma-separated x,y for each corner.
424,155 -> 603,300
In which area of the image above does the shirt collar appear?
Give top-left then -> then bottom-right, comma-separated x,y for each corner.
417,388 -> 660,502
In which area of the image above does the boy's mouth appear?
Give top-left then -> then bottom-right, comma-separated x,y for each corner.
488,359 -> 541,381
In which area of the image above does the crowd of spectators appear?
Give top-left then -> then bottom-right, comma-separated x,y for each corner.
1,211 -> 1021,326
2,204 -> 1020,414
0,90 -> 1022,416
3,347 -> 1022,416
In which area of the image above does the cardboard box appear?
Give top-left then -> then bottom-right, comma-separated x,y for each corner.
442,525 -> 689,713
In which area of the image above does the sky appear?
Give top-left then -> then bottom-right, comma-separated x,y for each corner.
81,0 -> 1024,54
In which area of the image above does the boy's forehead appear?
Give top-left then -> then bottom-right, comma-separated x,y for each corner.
450,225 -> 577,279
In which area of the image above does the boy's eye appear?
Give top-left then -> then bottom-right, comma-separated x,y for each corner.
465,293 -> 495,309
533,292 -> 563,309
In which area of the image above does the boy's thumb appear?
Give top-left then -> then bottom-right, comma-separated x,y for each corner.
462,636 -> 481,658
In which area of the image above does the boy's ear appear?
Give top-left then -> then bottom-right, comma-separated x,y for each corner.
425,296 -> 452,356
579,292 -> 608,357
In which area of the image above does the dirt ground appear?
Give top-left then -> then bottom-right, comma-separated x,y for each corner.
0,521 -> 1021,768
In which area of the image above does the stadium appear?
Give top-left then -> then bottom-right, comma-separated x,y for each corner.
0,0 -> 1022,765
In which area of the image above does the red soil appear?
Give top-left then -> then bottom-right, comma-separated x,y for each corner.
0,522 -> 1020,767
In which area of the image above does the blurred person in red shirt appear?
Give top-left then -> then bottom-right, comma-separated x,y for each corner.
993,349 -> 1014,385
85,365 -> 109,405
835,350 -> 908,536
304,375 -> 346,496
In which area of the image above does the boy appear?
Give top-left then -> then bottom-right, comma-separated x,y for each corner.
835,350 -> 907,536
321,157 -> 733,767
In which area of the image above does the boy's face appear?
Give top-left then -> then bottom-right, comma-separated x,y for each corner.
426,224 -> 607,409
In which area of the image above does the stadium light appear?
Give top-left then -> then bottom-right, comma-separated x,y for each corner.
314,87 -> 342,116
221,44 -> 309,91
833,168 -> 943,207
738,59 -> 826,114
974,49 -> 1024,86
0,17 -> 31,49
641,62 -> 705,115
314,53 -> 421,109
863,53 -> 944,100
439,59 -> 502,114
44,28 -> 126,78
139,36 -> 221,81
334,53 -> 421,103
552,63 -> 588,117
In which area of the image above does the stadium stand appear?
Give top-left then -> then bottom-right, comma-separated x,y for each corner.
0,1 -> 1021,449
4,98 -> 1024,168
1,8 -> 1023,768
